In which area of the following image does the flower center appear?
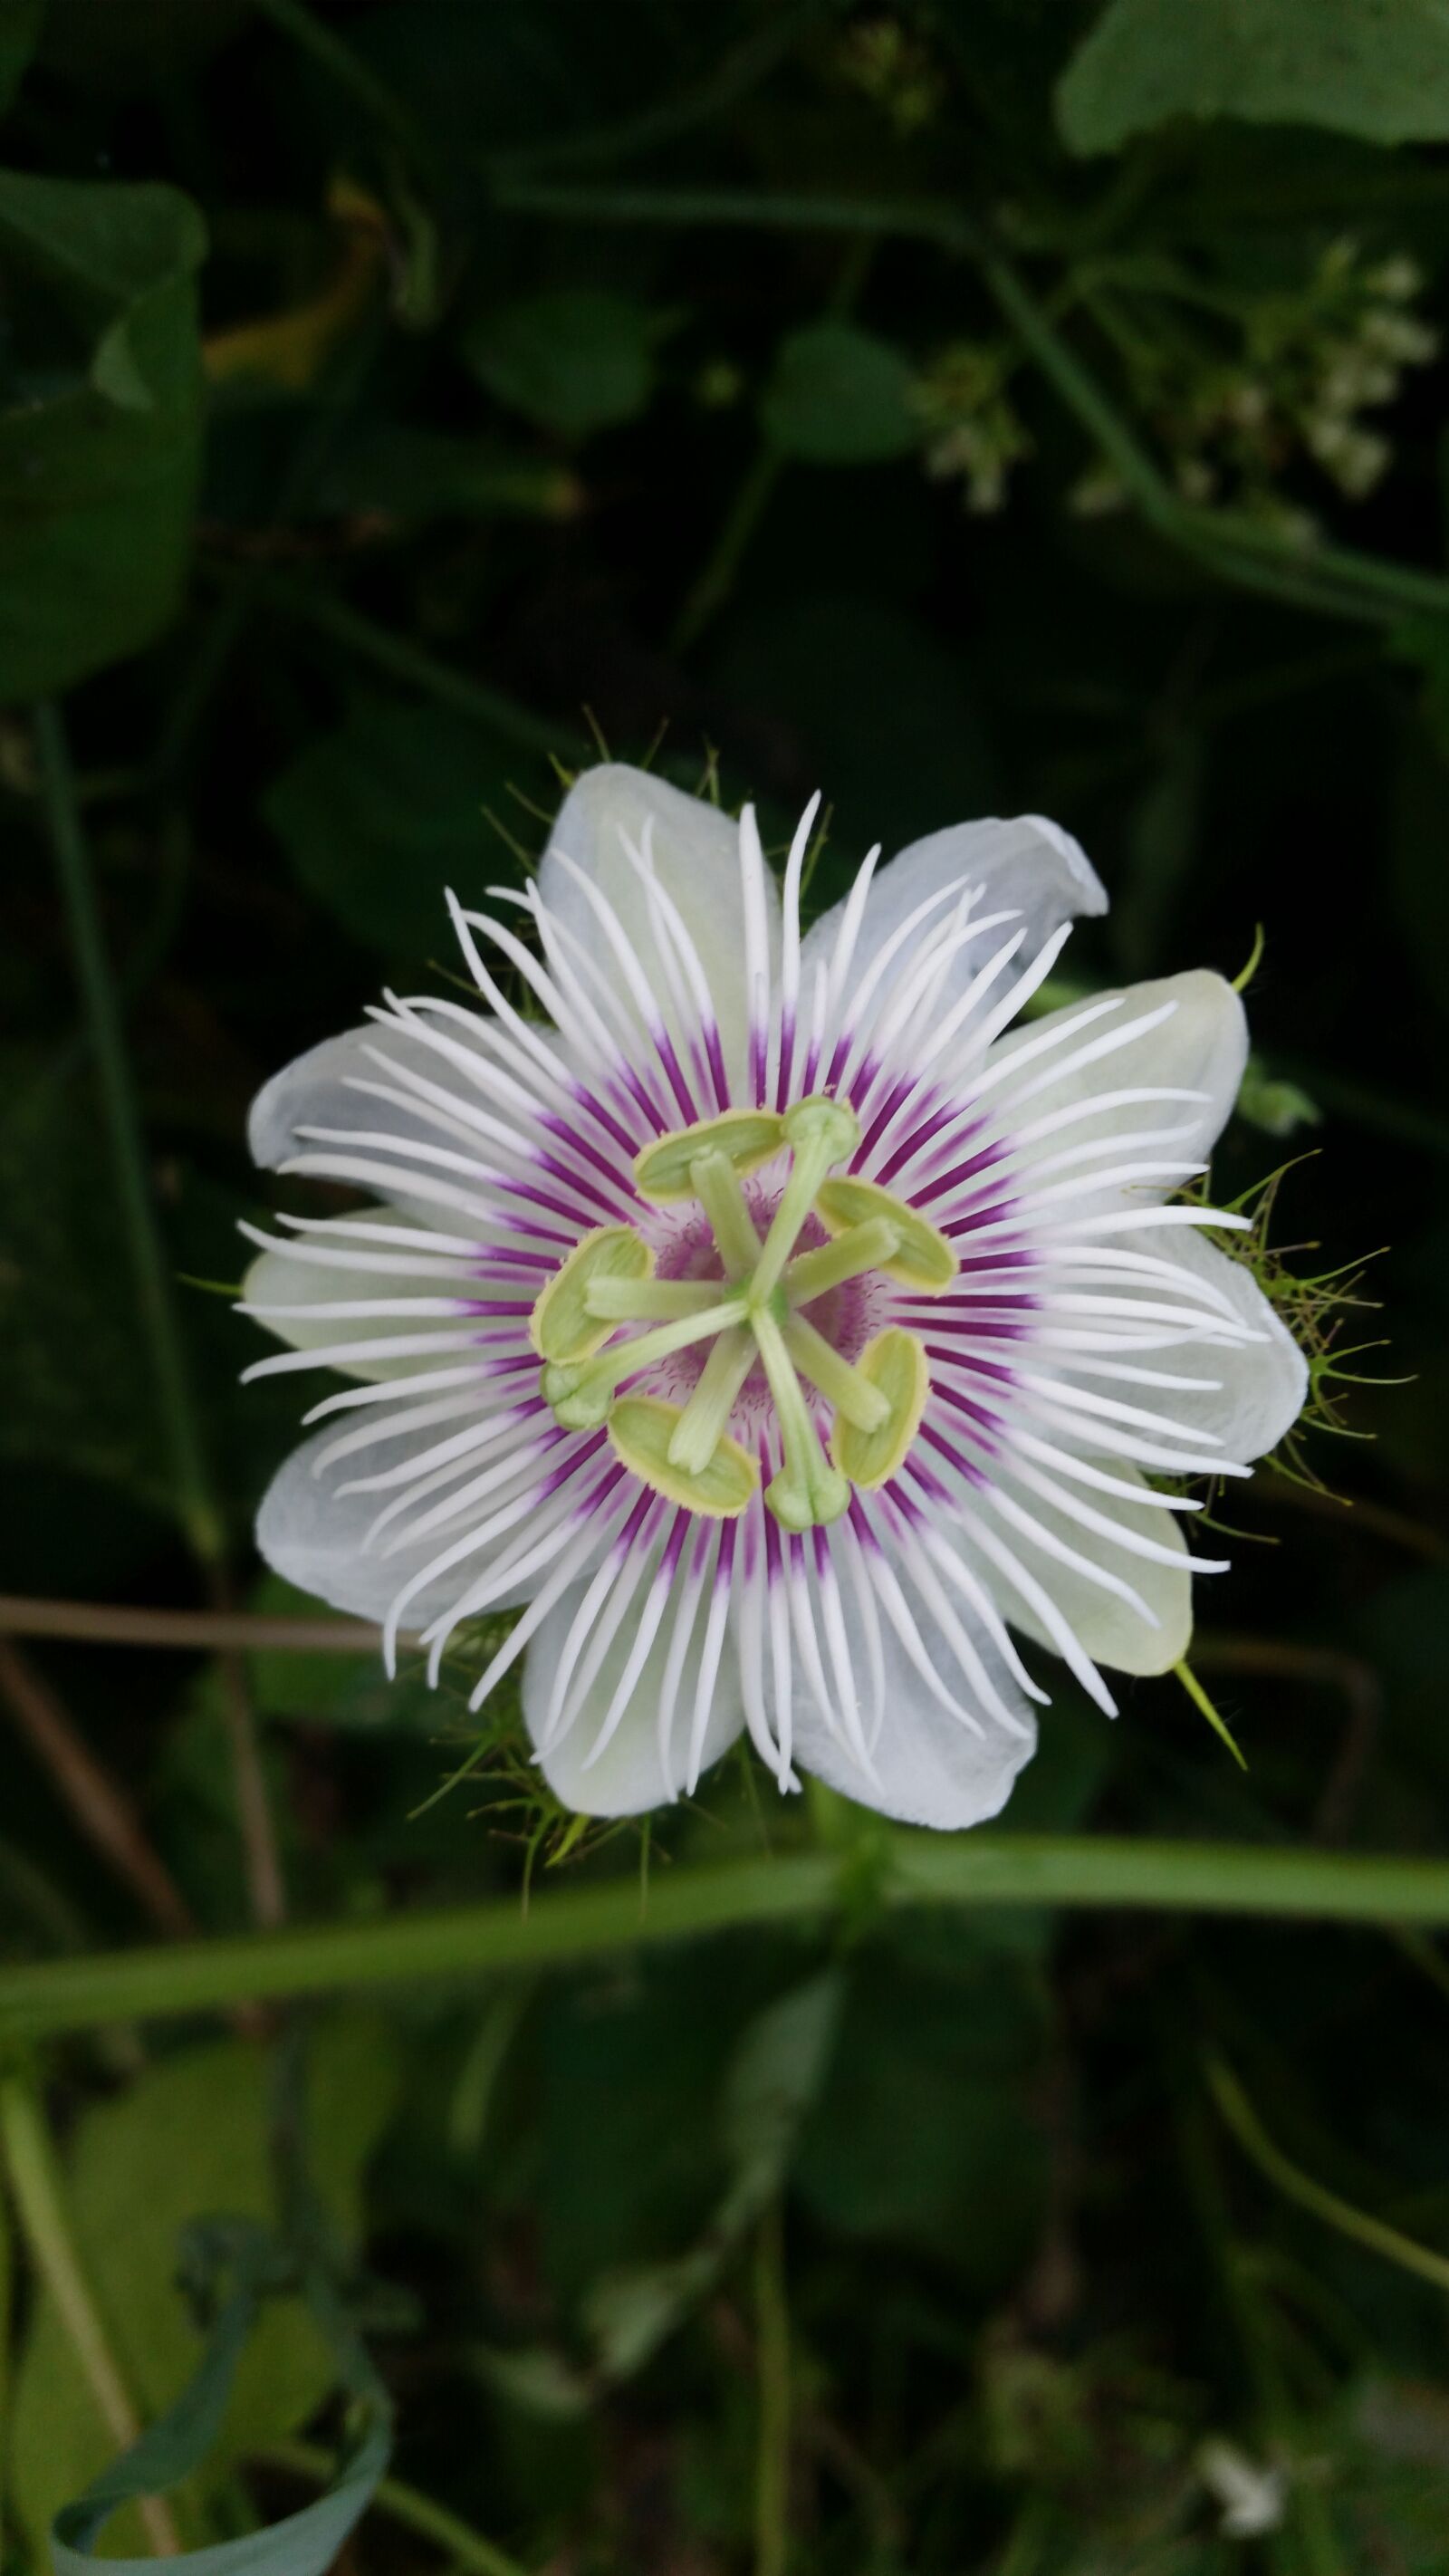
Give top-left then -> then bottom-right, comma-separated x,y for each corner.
528,1095 -> 957,1531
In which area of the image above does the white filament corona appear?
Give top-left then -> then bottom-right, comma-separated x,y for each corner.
244,768 -> 1308,1831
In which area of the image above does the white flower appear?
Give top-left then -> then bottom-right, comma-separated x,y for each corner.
243,765 -> 1306,1831
1196,2437 -> 1288,2538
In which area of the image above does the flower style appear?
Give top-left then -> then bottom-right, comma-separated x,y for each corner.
244,765 -> 1306,1831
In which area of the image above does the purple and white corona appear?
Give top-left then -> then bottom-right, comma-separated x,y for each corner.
244,765 -> 1306,1829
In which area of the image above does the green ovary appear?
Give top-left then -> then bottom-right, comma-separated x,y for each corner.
528,1094 -> 957,1527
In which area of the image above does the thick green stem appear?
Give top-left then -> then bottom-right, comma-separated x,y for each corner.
0,2071 -> 182,2555
5,1839 -> 1449,2041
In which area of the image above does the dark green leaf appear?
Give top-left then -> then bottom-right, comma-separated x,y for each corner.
263,695 -> 534,954
760,322 -> 918,466
52,2226 -> 390,2574
0,0 -> 43,113
794,1918 -> 1050,2282
13,2017 -> 398,2554
0,168 -> 206,699
462,290 -> 657,438
1058,0 -> 1449,153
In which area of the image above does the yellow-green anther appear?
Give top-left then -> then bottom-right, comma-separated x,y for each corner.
814,1174 -> 958,1293
690,1148 -> 762,1278
667,1327 -> 758,1475
831,1329 -> 929,1490
544,1296 -> 744,1429
753,1303 -> 849,1532
783,1314 -> 891,1433
635,1107 -> 785,1203
584,1276 -> 723,1323
782,1216 -> 902,1308
750,1094 -> 861,1304
609,1395 -> 759,1516
529,1225 -> 653,1362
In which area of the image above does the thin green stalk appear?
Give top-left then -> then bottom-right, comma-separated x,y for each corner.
36,706 -> 285,1929
251,0 -> 424,159
671,446 -> 784,654
226,566 -> 577,759
489,0 -> 827,178
753,2203 -> 792,2576
258,2437 -> 528,2576
1176,2088 -> 1344,2576
5,1838 -> 1449,2042
0,2165 -> 10,2549
1209,2057 -> 1449,2300
0,2071 -> 182,2557
34,702 -> 222,1568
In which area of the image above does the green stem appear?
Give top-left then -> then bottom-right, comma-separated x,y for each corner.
0,2071 -> 182,2556
7,1838 -> 1449,2041
34,702 -> 223,1567
257,2437 -> 528,2576
753,2203 -> 792,2576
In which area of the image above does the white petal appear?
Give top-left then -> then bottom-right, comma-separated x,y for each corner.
523,1562 -> 746,1815
255,1423 -> 590,1628
800,812 -> 1106,1016
540,763 -> 775,1079
974,1466 -> 1195,1677
991,970 -> 1248,1180
241,1216 -> 491,1383
1087,1229 -> 1308,1461
250,1022 -> 488,1178
787,1534 -> 1038,1829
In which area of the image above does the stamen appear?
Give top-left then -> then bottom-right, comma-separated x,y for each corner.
782,1315 -> 890,1433
751,1095 -> 860,1302
667,1327 -> 758,1475
584,1277 -> 724,1323
782,1215 -> 901,1306
752,1303 -> 849,1532
635,1107 -> 784,1202
831,1330 -> 929,1491
690,1147 -> 763,1277
543,1295 -> 744,1428
529,1224 -> 653,1362
608,1395 -> 758,1516
814,1173 -> 958,1293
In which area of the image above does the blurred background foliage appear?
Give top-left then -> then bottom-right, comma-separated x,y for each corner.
5,0 -> 1449,2567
